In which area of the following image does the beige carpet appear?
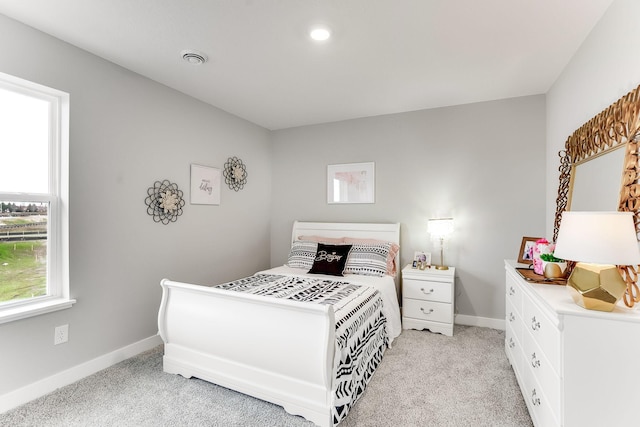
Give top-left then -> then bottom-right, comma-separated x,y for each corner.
0,326 -> 532,426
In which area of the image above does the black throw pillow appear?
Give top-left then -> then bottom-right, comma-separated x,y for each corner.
308,243 -> 352,276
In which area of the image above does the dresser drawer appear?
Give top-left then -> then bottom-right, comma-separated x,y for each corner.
522,328 -> 561,419
522,366 -> 560,427
403,299 -> 452,323
506,298 -> 522,339
505,322 -> 523,378
522,295 -> 561,373
505,271 -> 523,314
404,279 -> 452,303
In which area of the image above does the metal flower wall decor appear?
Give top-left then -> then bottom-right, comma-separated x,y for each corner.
223,156 -> 247,191
145,180 -> 185,224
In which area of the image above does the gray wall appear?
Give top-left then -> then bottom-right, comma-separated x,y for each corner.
0,15 -> 272,395
270,96 -> 547,322
546,0 -> 640,234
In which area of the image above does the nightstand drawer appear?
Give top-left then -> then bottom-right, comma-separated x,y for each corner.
403,299 -> 452,323
404,279 -> 452,303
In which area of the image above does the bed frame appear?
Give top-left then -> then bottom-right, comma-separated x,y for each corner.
158,221 -> 400,427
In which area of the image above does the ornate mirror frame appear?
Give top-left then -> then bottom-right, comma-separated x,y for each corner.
553,84 -> 640,307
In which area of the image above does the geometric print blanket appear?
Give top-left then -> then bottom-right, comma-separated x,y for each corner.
214,274 -> 389,425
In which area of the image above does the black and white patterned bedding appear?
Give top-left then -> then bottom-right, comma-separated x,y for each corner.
215,274 -> 388,426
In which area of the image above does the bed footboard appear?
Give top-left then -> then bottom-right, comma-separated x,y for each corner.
158,278 -> 336,427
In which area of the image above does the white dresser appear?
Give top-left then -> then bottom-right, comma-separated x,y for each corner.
504,260 -> 640,427
402,264 -> 455,336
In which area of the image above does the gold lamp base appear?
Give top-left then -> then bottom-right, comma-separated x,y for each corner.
566,262 -> 627,312
435,265 -> 449,270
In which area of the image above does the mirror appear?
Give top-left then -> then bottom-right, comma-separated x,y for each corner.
554,84 -> 640,307
568,146 -> 625,211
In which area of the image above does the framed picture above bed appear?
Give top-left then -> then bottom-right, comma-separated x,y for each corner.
190,164 -> 221,205
327,162 -> 375,204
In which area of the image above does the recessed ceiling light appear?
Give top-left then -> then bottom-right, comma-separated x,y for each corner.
181,50 -> 207,65
309,27 -> 331,42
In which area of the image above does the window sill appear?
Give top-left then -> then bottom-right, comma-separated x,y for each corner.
0,298 -> 76,325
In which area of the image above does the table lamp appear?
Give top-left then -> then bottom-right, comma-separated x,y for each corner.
553,211 -> 640,312
428,218 -> 454,270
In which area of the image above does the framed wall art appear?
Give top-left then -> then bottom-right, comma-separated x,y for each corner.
190,164 -> 221,205
327,162 -> 375,204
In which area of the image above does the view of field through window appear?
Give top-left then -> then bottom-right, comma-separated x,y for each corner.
0,202 -> 48,303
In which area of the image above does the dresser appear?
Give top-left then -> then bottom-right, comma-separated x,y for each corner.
504,260 -> 640,427
402,264 -> 455,336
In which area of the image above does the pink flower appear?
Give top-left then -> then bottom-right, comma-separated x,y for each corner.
536,238 -> 549,244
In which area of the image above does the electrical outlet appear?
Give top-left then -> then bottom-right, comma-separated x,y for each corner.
54,324 -> 68,345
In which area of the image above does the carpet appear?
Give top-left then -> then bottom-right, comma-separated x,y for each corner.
0,326 -> 532,426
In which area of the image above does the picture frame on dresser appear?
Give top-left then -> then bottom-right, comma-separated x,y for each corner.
517,236 -> 539,264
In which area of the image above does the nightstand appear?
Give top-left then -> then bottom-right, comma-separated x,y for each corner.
402,264 -> 455,336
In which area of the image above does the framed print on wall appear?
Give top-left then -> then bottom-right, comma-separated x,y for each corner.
327,162 -> 375,204
190,164 -> 221,205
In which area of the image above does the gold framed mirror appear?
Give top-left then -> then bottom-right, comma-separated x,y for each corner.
554,84 -> 640,307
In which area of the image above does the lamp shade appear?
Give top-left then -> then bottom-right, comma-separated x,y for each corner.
554,211 -> 640,265
428,218 -> 454,238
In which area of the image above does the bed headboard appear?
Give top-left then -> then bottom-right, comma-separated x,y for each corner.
291,221 -> 401,282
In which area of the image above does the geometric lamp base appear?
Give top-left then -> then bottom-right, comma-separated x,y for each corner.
566,262 -> 627,312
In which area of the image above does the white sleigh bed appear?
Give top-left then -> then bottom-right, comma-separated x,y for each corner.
157,221 -> 401,427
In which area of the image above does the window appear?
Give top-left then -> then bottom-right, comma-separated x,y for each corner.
0,72 -> 73,323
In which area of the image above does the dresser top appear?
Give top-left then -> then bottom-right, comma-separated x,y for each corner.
505,259 -> 640,323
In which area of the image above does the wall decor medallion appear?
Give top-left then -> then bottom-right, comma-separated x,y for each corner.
223,156 -> 247,191
145,179 -> 185,224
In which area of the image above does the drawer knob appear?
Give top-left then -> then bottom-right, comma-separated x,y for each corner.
531,352 -> 541,369
420,307 -> 434,315
531,389 -> 541,406
531,316 -> 541,331
508,338 -> 515,349
509,286 -> 516,296
420,287 -> 434,294
508,312 -> 515,322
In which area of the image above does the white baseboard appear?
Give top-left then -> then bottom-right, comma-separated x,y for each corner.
0,334 -> 162,414
455,314 -> 505,331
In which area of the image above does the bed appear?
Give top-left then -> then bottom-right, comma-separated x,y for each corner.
157,221 -> 401,426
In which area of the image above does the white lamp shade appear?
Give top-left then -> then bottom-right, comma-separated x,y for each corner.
428,218 -> 454,238
554,211 -> 640,265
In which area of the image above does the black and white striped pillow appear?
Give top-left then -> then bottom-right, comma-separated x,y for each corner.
286,240 -> 318,269
343,242 -> 392,277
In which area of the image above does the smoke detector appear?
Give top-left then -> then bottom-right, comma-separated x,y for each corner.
181,50 -> 208,65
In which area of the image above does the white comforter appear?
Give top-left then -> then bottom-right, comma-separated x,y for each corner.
258,265 -> 402,343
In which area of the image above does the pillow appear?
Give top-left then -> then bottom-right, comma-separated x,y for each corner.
343,242 -> 393,277
308,243 -> 352,276
286,240 -> 318,269
343,238 -> 400,277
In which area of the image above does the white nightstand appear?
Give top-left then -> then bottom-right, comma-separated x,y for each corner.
402,264 -> 455,336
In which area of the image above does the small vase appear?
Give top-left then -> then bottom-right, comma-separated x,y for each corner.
533,242 -> 551,275
542,261 -> 567,279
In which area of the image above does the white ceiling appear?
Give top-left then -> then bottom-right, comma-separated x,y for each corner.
0,0 -> 615,130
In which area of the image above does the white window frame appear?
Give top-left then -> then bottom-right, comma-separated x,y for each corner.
0,72 -> 74,324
